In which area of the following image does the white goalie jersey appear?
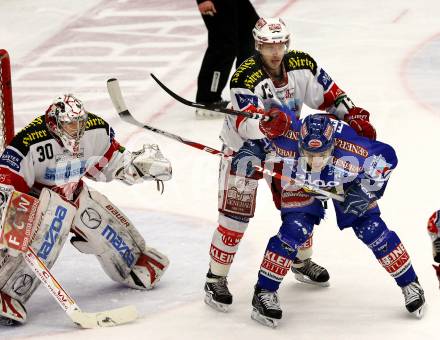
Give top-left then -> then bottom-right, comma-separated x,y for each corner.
0,113 -> 171,200
220,50 -> 356,151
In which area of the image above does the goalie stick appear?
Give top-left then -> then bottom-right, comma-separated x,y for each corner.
23,246 -> 138,328
106,78 -> 344,202
149,73 -> 272,122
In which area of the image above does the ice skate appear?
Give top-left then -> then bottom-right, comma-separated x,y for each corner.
291,258 -> 330,287
251,285 -> 282,328
401,278 -> 425,319
204,270 -> 233,312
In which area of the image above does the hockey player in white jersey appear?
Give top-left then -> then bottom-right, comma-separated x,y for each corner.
0,94 -> 172,325
204,17 -> 377,311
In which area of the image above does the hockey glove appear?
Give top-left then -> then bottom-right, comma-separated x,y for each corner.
341,177 -> 377,217
231,139 -> 270,178
344,107 -> 377,140
259,108 -> 292,139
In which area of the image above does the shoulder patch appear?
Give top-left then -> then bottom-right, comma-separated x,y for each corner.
230,57 -> 266,90
85,113 -> 108,131
285,50 -> 317,75
12,115 -> 51,155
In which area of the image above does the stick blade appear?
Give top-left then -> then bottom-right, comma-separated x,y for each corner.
69,305 -> 138,328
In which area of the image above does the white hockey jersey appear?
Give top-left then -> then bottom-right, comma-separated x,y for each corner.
220,50 -> 355,151
0,113 -> 129,200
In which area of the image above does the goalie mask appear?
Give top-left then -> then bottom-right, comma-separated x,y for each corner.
298,114 -> 335,171
45,94 -> 88,155
252,17 -> 290,53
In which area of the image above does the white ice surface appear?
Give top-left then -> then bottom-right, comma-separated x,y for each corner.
1,0 -> 439,339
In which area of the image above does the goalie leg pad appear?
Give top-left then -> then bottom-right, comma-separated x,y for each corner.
72,184 -> 169,289
0,189 -> 76,306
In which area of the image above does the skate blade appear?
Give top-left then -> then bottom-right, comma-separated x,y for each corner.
204,294 -> 230,313
251,308 -> 279,328
195,109 -> 225,120
410,302 -> 426,319
294,273 -> 330,287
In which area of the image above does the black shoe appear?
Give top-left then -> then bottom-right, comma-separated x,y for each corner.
401,277 -> 425,318
251,285 -> 282,328
195,100 -> 229,119
291,258 -> 330,287
204,270 -> 233,312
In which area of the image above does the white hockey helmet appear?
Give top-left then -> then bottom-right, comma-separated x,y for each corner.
45,94 -> 88,154
252,17 -> 290,51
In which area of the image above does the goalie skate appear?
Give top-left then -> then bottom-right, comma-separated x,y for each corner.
250,286 -> 282,328
401,278 -> 425,319
204,270 -> 232,312
291,258 -> 330,287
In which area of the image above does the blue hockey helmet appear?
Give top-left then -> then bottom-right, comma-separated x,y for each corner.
298,114 -> 335,154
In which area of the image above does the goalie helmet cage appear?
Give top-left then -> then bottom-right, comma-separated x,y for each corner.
0,49 -> 14,152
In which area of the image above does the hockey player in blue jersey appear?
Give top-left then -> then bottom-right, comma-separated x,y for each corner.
234,114 -> 425,327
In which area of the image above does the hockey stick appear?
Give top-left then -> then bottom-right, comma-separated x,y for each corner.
149,73 -> 271,122
106,78 -> 344,202
107,78 -> 226,157
23,247 -> 138,328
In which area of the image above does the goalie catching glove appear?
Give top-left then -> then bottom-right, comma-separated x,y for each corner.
114,144 -> 172,189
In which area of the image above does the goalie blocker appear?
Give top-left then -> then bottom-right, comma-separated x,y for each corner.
0,184 -> 169,325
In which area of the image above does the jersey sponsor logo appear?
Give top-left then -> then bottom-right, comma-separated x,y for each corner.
22,116 -> 45,131
44,160 -> 87,181
378,243 -> 411,278
283,129 -> 299,141
37,206 -> 68,260
80,207 -> 102,229
217,225 -> 243,247
244,69 -> 264,89
281,189 -> 315,208
331,156 -> 362,174
85,116 -> 106,129
317,68 -> 333,91
231,58 -> 257,84
287,55 -> 316,72
334,138 -> 369,157
260,250 -> 293,281
209,243 -> 235,265
0,149 -> 23,172
22,129 -> 49,146
235,94 -> 258,109
274,145 -> 296,158
12,274 -> 33,296
364,155 -> 392,180
105,204 -> 130,227
101,225 -> 135,267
